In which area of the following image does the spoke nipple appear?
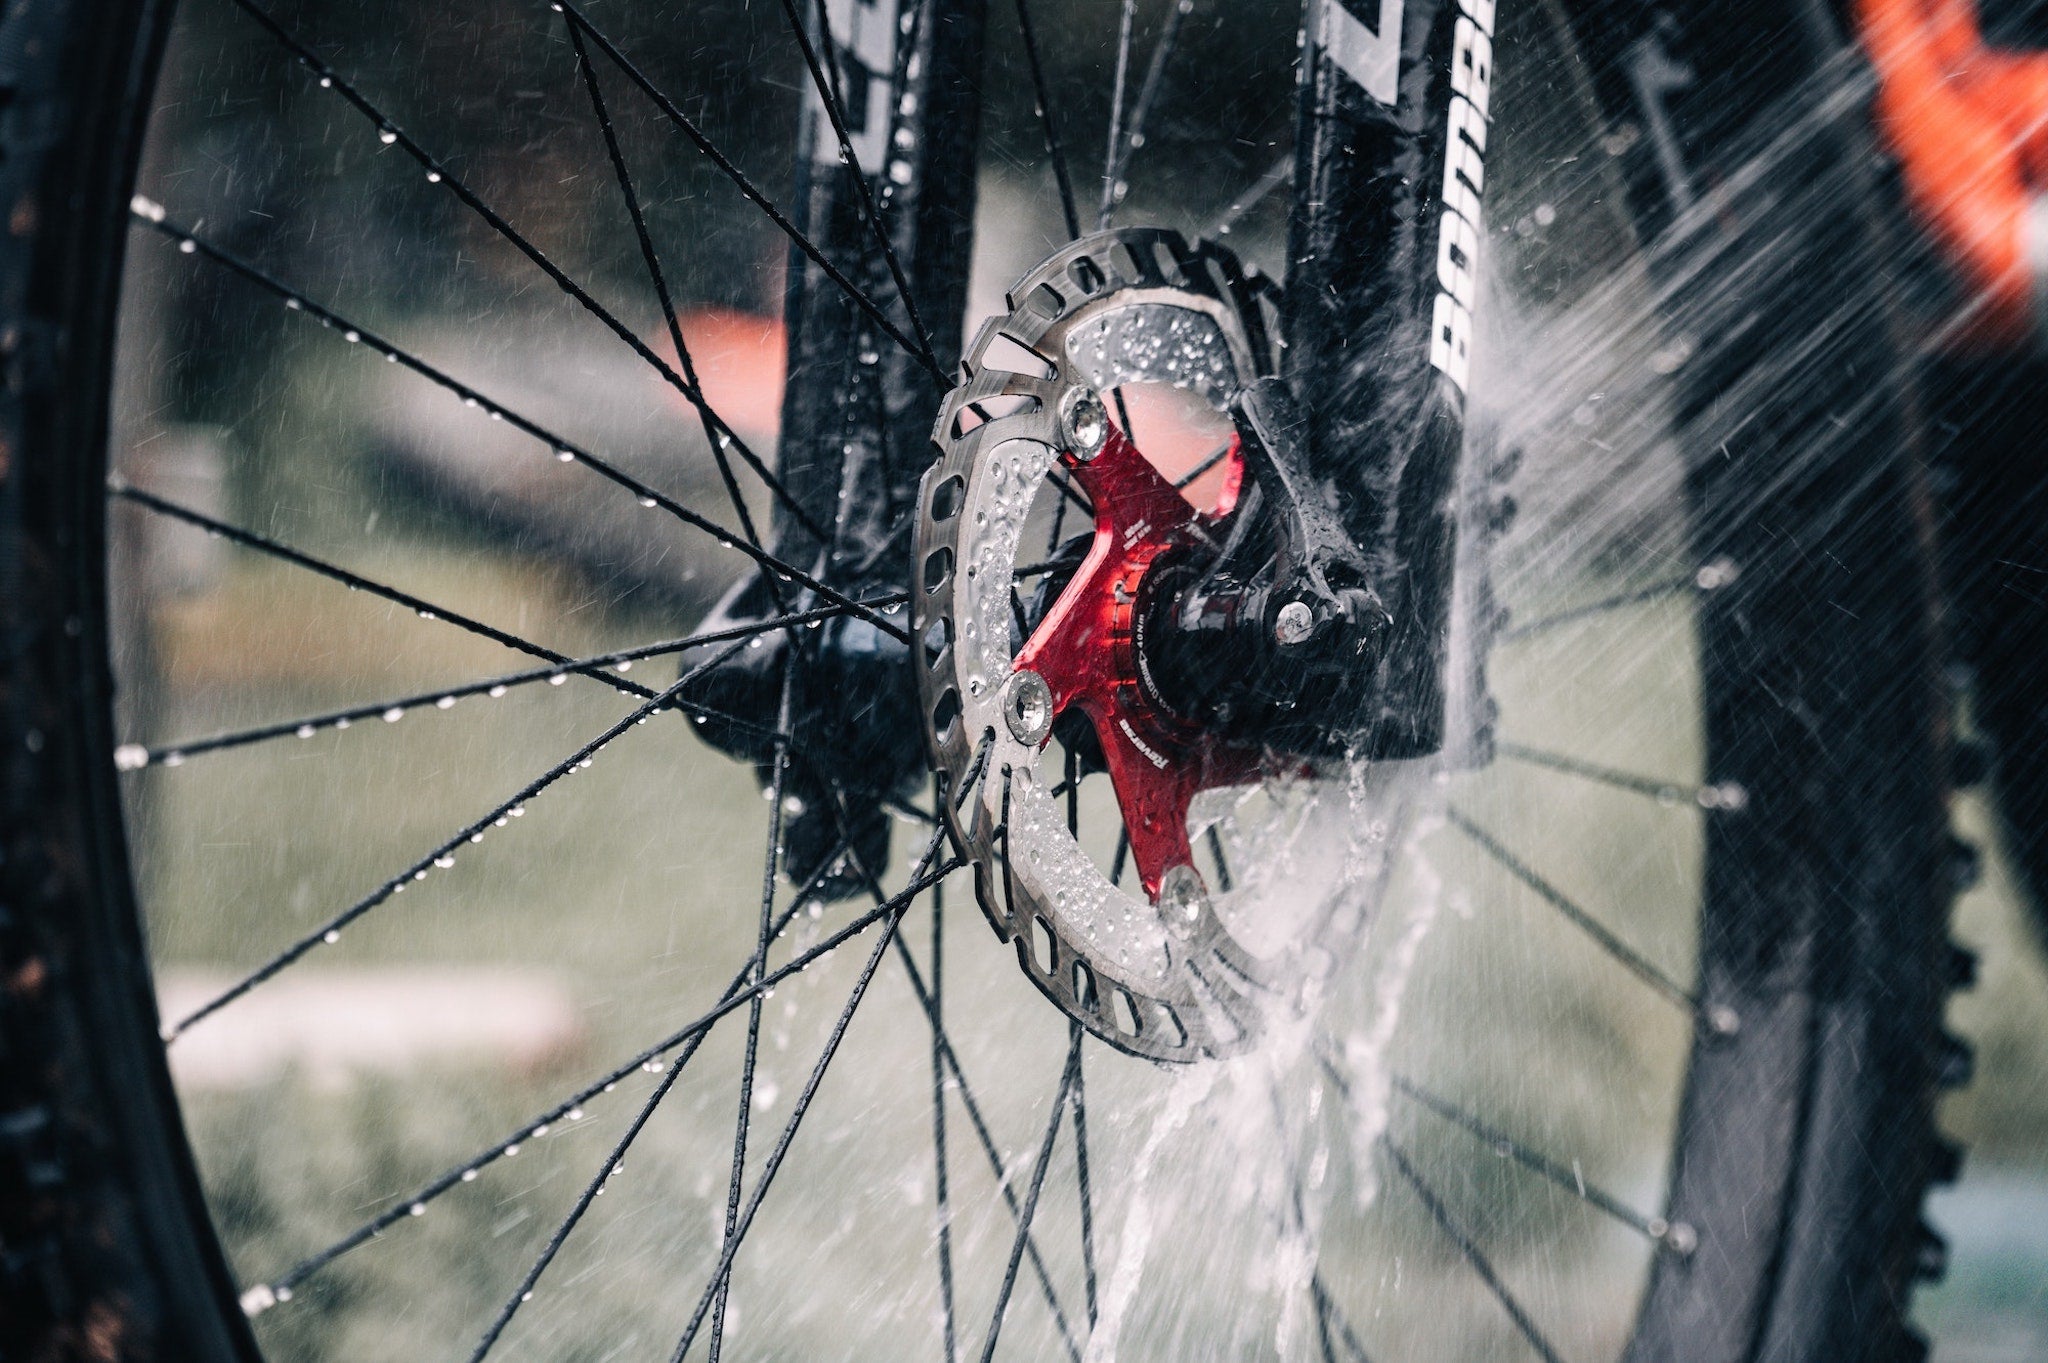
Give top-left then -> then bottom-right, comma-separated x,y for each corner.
240,1284 -> 279,1317
130,194 -> 167,223
1059,387 -> 1110,461
1706,1003 -> 1740,1037
114,743 -> 150,771
409,1202 -> 425,1216
1695,556 -> 1740,590
1002,670 -> 1054,746
1663,1220 -> 1699,1255
1699,780 -> 1748,811
1274,600 -> 1315,646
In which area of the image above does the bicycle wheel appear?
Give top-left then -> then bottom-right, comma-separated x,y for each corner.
0,0 -> 1967,1359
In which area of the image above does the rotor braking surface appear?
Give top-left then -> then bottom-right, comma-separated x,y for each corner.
915,227 -> 1385,1060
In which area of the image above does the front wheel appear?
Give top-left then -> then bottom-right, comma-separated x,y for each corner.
0,0 -> 1969,1358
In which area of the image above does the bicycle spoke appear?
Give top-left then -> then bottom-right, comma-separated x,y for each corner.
238,837 -> 936,1315
1383,1138 -> 1565,1363
221,0 -> 830,528
889,932 -> 1084,1362
466,1017 -> 697,1363
1172,441 -> 1234,489
557,0 -> 944,383
1312,1046 -> 1687,1250
564,18 -> 813,554
1446,809 -> 1696,1010
1204,824 -> 1234,892
1013,0 -> 1081,239
807,767 -> 1083,1363
1309,1275 -> 1374,1363
930,880 -> 960,1363
1070,1022 -> 1098,1328
777,0 -> 941,368
163,648 -> 746,1041
1498,742 -> 1747,812
111,480 -> 658,704
977,1030 -> 1081,1363
1097,0 -> 1138,231
118,601 -> 886,768
1498,578 -> 1694,643
664,886 -> 933,1362
1103,0 -> 1195,229
1392,1076 -> 1692,1250
124,208 -> 906,639
708,661 -> 798,1362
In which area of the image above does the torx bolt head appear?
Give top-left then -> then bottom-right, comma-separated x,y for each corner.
1158,863 -> 1207,935
1002,669 -> 1054,746
1060,387 -> 1110,461
1274,599 -> 1315,646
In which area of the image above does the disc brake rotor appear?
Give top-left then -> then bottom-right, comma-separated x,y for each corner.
914,227 -> 1391,1061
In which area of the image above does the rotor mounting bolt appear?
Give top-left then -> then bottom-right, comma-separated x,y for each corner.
1158,863 -> 1207,934
1274,599 -> 1315,646
1060,387 -> 1110,461
1002,669 -> 1054,746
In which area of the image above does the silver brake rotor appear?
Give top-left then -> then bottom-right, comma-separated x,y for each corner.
912,227 -> 1399,1061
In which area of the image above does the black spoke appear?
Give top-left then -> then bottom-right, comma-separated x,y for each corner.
1392,1076 -> 1689,1249
977,1030 -> 1081,1363
219,0 -> 832,536
1309,1275 -> 1374,1363
120,600 -> 888,768
1498,578 -> 1693,643
112,480 -> 659,704
1013,0 -> 1081,239
1097,0 -> 1139,231
466,1013 -> 696,1363
163,645 -> 752,1041
1383,1138 -> 1565,1363
779,0 -> 941,368
122,213 -> 904,639
1312,1047 -> 1685,1249
1070,1022 -> 1098,1328
890,931 -> 1084,1362
1103,0 -> 1195,229
557,0 -> 945,383
1047,467 -> 1094,516
709,661 -> 798,1361
821,761 -> 1082,1363
1110,827 -> 1129,887
664,884 -> 933,1363
1172,441 -> 1235,490
1498,742 -> 1745,811
1205,824 -> 1234,892
1446,809 -> 1696,1010
929,879 -> 960,1363
239,839 -> 941,1314
564,17 -> 800,558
